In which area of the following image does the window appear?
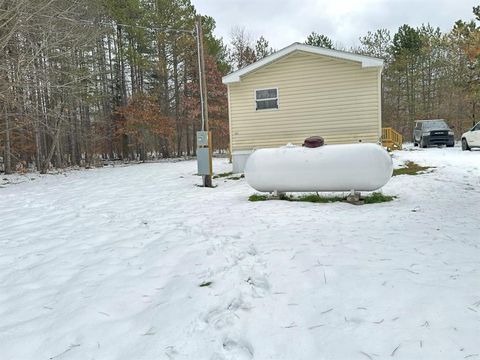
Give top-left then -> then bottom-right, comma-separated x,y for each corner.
422,121 -> 449,130
255,88 -> 278,110
474,123 -> 480,131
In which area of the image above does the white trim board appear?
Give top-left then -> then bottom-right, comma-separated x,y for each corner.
222,42 -> 384,84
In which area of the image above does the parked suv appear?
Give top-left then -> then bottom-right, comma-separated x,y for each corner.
461,122 -> 480,150
413,119 -> 454,148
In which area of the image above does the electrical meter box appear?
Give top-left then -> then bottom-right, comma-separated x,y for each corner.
197,131 -> 209,147
197,130 -> 212,176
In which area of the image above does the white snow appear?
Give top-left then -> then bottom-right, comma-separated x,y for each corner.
0,146 -> 479,360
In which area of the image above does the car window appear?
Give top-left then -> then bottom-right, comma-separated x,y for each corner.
422,121 -> 449,130
474,123 -> 480,131
415,123 -> 422,130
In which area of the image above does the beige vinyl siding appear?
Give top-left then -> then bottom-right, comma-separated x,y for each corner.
228,50 -> 381,152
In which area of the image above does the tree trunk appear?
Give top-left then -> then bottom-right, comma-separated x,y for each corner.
4,106 -> 12,174
41,124 -> 61,174
173,42 -> 182,156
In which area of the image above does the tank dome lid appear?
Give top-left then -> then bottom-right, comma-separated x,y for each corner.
303,136 -> 324,148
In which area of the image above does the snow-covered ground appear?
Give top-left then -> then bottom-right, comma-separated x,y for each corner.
1,146 -> 479,360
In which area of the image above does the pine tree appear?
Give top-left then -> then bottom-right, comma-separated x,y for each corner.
255,36 -> 274,59
305,32 -> 334,49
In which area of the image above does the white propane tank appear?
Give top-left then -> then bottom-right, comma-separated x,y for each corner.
244,143 -> 393,192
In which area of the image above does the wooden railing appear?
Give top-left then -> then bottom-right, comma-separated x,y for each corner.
382,127 -> 403,150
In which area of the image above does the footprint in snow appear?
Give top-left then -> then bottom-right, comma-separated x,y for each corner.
246,275 -> 270,298
222,337 -> 254,360
227,294 -> 251,312
246,245 -> 257,256
165,346 -> 178,359
204,307 -> 238,330
204,295 -> 251,330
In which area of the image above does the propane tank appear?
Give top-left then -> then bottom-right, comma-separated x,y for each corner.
244,143 -> 393,192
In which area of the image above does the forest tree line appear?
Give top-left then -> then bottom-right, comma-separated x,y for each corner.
1,0 -> 480,174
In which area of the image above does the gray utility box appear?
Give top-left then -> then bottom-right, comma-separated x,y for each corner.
197,148 -> 211,175
197,131 -> 212,176
197,131 -> 209,146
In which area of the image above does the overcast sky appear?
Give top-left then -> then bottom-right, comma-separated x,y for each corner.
191,0 -> 477,49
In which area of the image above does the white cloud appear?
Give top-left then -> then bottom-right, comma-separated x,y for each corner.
192,0 -> 477,49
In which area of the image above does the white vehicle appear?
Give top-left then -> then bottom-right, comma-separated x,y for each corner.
461,122 -> 480,151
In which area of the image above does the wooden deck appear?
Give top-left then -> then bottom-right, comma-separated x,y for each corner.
382,127 -> 403,150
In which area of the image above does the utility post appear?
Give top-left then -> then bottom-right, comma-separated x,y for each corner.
195,15 -> 213,187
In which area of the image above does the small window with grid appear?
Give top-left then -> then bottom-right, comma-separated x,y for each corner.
255,88 -> 278,110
